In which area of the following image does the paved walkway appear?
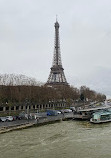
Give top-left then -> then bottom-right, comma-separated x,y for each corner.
0,112 -> 74,132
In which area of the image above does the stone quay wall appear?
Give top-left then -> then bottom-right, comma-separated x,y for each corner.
0,101 -> 67,114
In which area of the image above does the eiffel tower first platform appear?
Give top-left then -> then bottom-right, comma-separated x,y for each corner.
46,19 -> 69,87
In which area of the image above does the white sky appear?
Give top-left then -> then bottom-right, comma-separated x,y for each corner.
0,0 -> 111,97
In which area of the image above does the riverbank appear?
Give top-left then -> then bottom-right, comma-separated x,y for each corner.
0,112 -> 74,134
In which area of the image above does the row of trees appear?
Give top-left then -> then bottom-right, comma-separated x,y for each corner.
0,74 -> 106,106
0,85 -> 106,106
79,86 -> 106,102
0,74 -> 42,86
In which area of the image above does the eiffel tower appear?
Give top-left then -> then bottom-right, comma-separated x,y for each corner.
46,19 -> 68,87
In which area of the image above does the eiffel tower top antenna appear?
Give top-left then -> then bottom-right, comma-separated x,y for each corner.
56,15 -> 58,22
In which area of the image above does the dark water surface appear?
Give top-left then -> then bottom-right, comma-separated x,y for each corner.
0,120 -> 111,158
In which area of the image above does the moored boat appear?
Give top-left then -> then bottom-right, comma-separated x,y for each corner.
73,105 -> 111,120
90,111 -> 111,123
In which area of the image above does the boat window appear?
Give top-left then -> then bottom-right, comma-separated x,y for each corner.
93,114 -> 99,120
100,114 -> 111,120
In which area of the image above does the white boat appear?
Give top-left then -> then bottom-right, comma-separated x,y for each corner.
74,105 -> 111,120
90,111 -> 111,123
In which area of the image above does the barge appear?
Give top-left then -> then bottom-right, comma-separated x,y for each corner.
73,105 -> 111,120
90,110 -> 111,123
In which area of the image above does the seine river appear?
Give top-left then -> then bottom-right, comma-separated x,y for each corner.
0,120 -> 111,158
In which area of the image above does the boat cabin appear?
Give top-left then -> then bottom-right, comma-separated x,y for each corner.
90,111 -> 111,123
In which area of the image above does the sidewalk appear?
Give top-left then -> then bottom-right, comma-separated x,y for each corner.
0,112 -> 74,134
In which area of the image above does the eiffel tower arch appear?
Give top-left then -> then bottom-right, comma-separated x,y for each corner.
46,19 -> 69,87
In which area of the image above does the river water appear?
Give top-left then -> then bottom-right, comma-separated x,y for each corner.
0,120 -> 111,158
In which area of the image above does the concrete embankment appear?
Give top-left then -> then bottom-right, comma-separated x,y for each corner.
0,123 -> 35,134
0,113 -> 74,134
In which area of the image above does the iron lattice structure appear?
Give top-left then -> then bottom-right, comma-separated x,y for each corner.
46,20 -> 68,87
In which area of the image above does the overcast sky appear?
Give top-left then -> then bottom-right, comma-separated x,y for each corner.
0,0 -> 111,97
